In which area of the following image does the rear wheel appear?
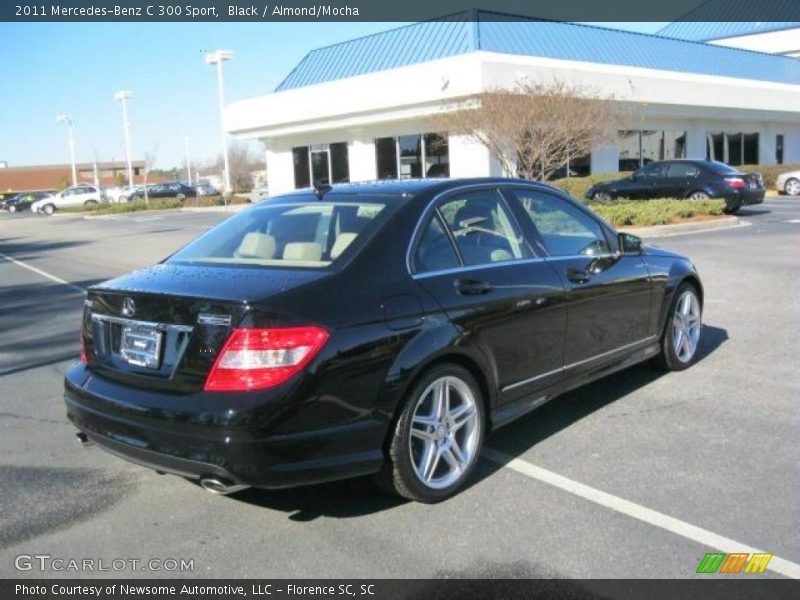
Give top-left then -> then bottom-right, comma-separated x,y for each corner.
42,203 -> 55,215
176,193 -> 186,201
784,178 -> 800,196
723,205 -> 740,215
84,199 -> 98,207
379,364 -> 485,503
8,205 -> 16,213
592,191 -> 612,203
653,283 -> 702,371
688,191 -> 709,201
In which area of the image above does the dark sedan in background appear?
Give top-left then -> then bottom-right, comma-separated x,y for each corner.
133,182 -> 196,201
586,160 -> 764,214
0,191 -> 53,212
66,178 -> 703,503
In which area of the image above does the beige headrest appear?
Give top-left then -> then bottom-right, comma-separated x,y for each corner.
283,242 -> 322,262
236,232 -> 276,259
490,248 -> 513,262
331,232 -> 358,260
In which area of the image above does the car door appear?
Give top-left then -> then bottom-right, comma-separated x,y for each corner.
411,187 -> 567,396
508,187 -> 653,369
624,162 -> 666,199
55,188 -> 77,207
663,162 -> 701,198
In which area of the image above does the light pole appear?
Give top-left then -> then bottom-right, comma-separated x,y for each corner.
184,136 -> 192,185
56,115 -> 77,187
205,49 -> 234,199
114,90 -> 134,186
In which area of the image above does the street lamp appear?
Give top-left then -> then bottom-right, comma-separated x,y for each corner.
56,114 -> 77,187
184,136 -> 192,185
114,90 -> 134,186
205,49 -> 234,198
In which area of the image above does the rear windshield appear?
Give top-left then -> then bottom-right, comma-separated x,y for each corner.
168,201 -> 389,269
705,161 -> 740,175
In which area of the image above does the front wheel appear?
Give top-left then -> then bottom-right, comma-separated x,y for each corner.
8,205 -> 16,213
688,191 -> 709,201
592,191 -> 613,203
784,178 -> 800,196
380,364 -> 485,503
84,199 -> 98,207
653,283 -> 702,371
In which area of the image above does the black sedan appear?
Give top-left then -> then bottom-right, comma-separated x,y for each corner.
65,178 -> 703,503
133,182 -> 195,201
586,160 -> 764,214
1,191 -> 53,213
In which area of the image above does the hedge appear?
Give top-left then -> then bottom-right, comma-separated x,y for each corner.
738,163 -> 800,189
62,195 -> 251,215
588,198 -> 726,227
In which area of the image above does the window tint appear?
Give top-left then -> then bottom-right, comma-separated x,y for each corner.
666,163 -> 700,178
414,214 -> 459,273
512,189 -> 611,257
168,202 -> 387,269
438,190 -> 531,267
639,162 -> 664,178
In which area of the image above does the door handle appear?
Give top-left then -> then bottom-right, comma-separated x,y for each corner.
454,278 -> 493,295
566,268 -> 591,284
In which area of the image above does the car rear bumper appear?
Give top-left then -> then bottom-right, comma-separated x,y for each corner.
720,189 -> 765,207
64,363 -> 385,488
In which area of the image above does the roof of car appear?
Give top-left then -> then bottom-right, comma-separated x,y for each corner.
273,177 -> 553,200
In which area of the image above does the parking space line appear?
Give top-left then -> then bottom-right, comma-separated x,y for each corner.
483,448 -> 800,579
0,252 -> 86,294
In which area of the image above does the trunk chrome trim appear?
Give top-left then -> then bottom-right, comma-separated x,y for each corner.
90,313 -> 194,333
501,335 -> 658,393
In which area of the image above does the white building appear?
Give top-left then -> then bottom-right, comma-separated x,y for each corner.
227,12 -> 800,195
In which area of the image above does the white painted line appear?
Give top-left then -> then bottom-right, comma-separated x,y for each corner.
0,252 -> 86,294
483,448 -> 800,579
786,219 -> 800,224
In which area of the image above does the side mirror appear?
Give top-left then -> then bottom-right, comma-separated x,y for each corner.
618,232 -> 643,255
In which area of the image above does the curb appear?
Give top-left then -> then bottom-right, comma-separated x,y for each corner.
620,216 -> 741,238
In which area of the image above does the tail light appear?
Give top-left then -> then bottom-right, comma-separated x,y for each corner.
204,326 -> 329,392
725,177 -> 746,189
79,332 -> 88,364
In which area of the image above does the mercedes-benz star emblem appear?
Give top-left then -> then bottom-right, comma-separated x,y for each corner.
122,297 -> 136,317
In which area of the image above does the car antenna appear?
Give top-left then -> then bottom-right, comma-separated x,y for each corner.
313,180 -> 332,199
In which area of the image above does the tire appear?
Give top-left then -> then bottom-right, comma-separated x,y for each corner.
592,191 -> 612,203
84,199 -> 98,207
653,282 -> 702,372
722,206 -> 740,215
8,205 -> 16,213
784,178 -> 800,196
688,191 -> 709,201
379,363 -> 485,503
176,193 -> 186,201
43,203 -> 56,215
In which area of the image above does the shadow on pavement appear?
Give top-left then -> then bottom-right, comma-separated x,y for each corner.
232,324 -> 728,518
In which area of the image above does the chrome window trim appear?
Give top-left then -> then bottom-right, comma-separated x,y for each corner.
91,313 -> 194,333
410,253 -> 620,280
501,335 -> 658,392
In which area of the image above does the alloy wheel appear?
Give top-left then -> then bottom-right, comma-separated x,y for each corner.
408,376 -> 480,490
689,191 -> 709,201
672,289 -> 702,363
785,178 -> 800,196
593,191 -> 612,203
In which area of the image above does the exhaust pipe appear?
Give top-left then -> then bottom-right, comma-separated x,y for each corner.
75,431 -> 94,448
199,477 -> 249,495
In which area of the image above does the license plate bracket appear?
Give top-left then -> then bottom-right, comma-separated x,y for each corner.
120,325 -> 163,369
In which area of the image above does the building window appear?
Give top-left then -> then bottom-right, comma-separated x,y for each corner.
293,146 -> 310,188
292,142 -> 350,189
706,133 -> 759,166
777,134 -> 784,164
375,133 -> 450,180
618,130 -> 686,171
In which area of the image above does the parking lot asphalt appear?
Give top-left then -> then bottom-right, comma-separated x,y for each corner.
0,199 -> 798,580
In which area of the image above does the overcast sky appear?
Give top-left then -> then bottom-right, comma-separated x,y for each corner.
0,22 -> 666,170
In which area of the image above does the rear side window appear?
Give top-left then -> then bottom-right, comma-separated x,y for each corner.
437,189 -> 531,266
512,189 -> 611,257
666,163 -> 700,178
414,214 -> 459,273
169,201 -> 388,268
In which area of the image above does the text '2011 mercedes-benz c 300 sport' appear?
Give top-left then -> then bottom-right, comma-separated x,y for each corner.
65,178 -> 703,503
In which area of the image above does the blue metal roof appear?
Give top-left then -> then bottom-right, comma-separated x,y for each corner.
657,21 -> 800,42
274,11 -> 800,92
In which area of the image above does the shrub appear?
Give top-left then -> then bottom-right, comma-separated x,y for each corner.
588,198 -> 726,228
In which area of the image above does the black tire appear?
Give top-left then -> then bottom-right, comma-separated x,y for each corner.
653,282 -> 702,372
687,191 -> 710,201
378,363 -> 485,503
722,205 -> 740,215
84,199 -> 98,207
